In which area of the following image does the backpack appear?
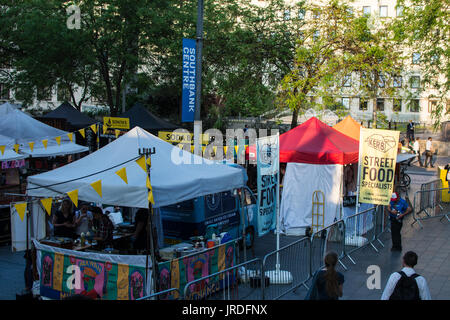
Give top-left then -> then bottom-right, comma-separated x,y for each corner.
389,271 -> 421,300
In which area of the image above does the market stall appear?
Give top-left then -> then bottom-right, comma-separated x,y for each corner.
24,126 -> 246,299
279,117 -> 360,235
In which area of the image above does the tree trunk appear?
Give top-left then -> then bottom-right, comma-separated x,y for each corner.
291,108 -> 299,129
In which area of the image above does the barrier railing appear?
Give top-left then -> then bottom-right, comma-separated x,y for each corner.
137,288 -> 181,301
412,187 -> 450,228
343,206 -> 378,265
373,205 -> 387,248
416,180 -> 443,219
261,237 -> 310,300
183,258 -> 264,300
310,219 -> 347,274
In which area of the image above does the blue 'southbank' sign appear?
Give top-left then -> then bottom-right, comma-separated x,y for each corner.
181,38 -> 196,122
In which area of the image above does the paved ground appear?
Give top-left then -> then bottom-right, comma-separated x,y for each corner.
0,156 -> 448,300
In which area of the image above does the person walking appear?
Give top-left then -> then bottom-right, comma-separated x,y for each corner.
424,137 -> 434,168
406,120 -> 415,141
381,251 -> 431,300
387,192 -> 412,251
305,251 -> 344,300
413,137 -> 423,167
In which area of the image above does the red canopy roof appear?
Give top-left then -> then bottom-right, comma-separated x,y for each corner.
279,117 -> 359,164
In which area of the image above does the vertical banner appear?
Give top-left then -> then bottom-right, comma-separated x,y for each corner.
256,135 -> 279,237
358,128 -> 400,205
181,38 -> 196,123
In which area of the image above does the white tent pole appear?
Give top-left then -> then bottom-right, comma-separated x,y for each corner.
355,128 -> 363,216
276,132 -> 280,271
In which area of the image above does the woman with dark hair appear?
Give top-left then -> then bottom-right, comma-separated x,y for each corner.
52,199 -> 75,238
306,251 -> 345,300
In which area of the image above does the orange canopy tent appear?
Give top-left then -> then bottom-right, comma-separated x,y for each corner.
332,115 -> 363,141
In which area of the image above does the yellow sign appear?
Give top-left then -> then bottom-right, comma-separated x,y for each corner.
103,117 -> 130,130
358,128 -> 399,206
158,131 -> 210,145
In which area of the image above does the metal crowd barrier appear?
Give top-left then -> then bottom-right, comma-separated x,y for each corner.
412,186 -> 450,228
137,288 -> 181,301
343,206 -> 378,265
310,220 -> 347,273
183,258 -> 264,300
261,237 -> 311,300
416,180 -> 443,218
373,205 -> 387,248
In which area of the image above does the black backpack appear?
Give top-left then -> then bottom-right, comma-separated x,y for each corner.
389,271 -> 421,300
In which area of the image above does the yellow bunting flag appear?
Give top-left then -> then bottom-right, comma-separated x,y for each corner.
136,156 -> 146,172
14,202 -> 27,221
67,189 -> 79,208
224,146 -> 228,155
190,145 -> 195,153
40,198 -> 53,216
14,144 -> 20,153
28,142 -> 34,152
146,176 -> 152,190
147,157 -> 151,167
115,129 -> 120,139
0,145 -> 5,156
103,125 -> 108,135
79,128 -> 86,138
148,191 -> 155,205
90,180 -> 102,198
90,124 -> 97,134
202,146 -> 206,154
42,139 -> 48,149
115,167 -> 128,184
67,132 -> 73,142
213,146 -> 217,154
55,136 -> 61,146
234,146 -> 238,154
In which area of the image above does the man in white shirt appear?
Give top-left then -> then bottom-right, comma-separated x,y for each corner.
381,251 -> 431,300
424,137 -> 434,168
413,137 -> 423,167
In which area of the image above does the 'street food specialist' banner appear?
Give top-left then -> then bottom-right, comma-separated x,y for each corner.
358,128 -> 400,205
181,38 -> 196,123
256,135 -> 279,236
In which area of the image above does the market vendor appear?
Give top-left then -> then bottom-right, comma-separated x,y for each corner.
92,206 -> 114,249
52,199 -> 76,239
74,203 -> 93,238
132,208 -> 148,252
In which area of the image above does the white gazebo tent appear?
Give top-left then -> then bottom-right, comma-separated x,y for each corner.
0,103 -> 88,157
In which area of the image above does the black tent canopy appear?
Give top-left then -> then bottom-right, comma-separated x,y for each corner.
42,102 -> 97,130
119,103 -> 178,132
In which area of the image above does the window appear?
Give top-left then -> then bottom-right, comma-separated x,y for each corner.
393,75 -> 402,88
0,83 -> 9,100
379,6 -> 388,17
393,99 -> 402,112
376,98 -> 385,111
408,99 -> 420,112
342,97 -> 350,109
298,9 -> 305,20
57,85 -> 71,102
378,73 -> 386,88
396,6 -> 404,17
359,99 -> 368,111
284,9 -> 291,21
363,6 -> 371,16
410,76 -> 420,88
342,74 -> 351,87
37,86 -> 53,101
412,52 -> 421,64
428,100 -> 438,113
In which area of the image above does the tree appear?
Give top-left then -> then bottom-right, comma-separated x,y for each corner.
278,0 -> 359,129
394,0 -> 449,128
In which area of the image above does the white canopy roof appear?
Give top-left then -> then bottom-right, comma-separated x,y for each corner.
27,127 -> 245,208
0,103 -> 88,157
0,133 -> 27,161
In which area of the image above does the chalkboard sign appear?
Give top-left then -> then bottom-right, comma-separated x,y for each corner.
343,195 -> 357,207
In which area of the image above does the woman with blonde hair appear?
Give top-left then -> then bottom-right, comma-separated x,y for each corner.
306,251 -> 345,300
